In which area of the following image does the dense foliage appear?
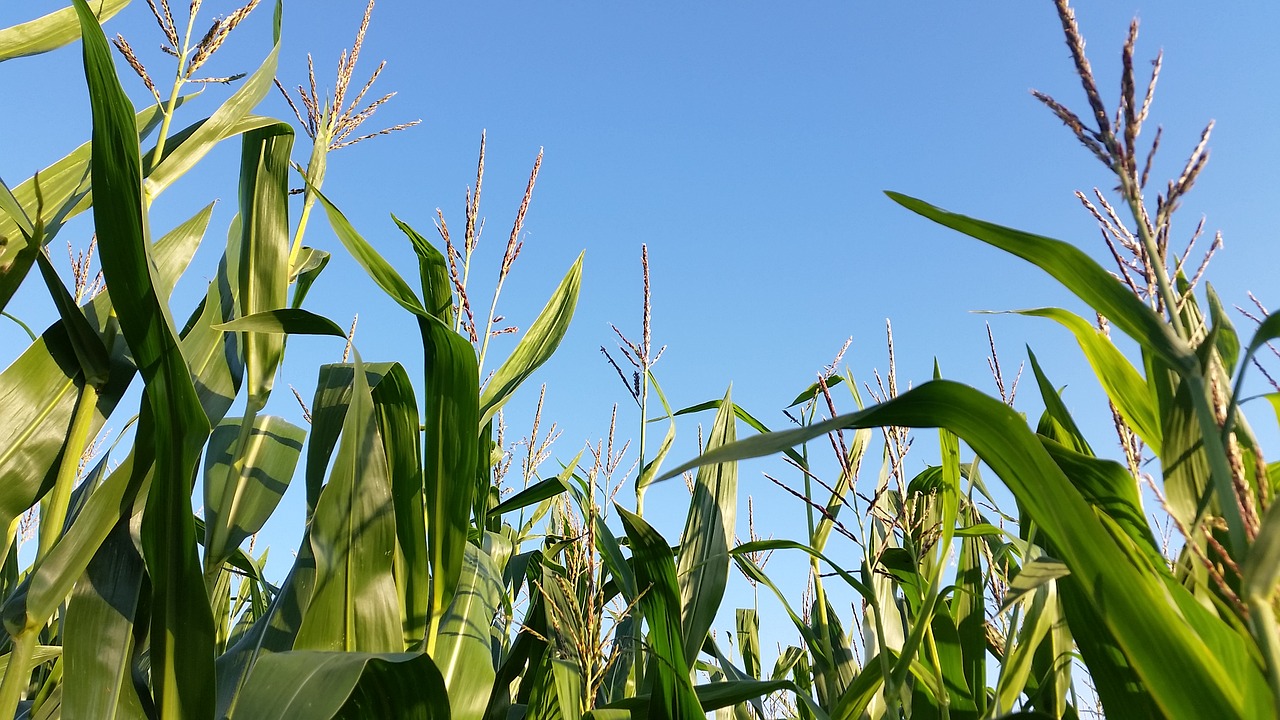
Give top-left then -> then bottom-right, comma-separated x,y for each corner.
0,1 -> 1277,719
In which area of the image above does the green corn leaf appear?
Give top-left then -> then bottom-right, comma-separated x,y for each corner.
294,354 -> 402,654
214,308 -> 349,337
236,123 -> 295,411
952,505 -> 988,717
0,648 -> 62,678
810,598 -> 856,706
419,312 -> 480,652
202,415 -> 305,571
392,214 -> 454,323
659,379 -> 1269,718
887,192 -> 1194,373
180,227 -> 245,424
676,387 -> 737,663
1000,557 -> 1070,613
1039,438 -> 1164,568
74,4 -> 216,716
787,375 -> 846,407
616,507 -> 704,720
915,610 -> 977,719
0,98 -> 176,311
0,204 -> 207,558
730,540 -> 872,598
33,249 -> 112,387
215,538 -> 318,718
995,567 -> 1058,715
143,29 -> 282,199
61,518 -> 146,720
593,511 -> 638,604
597,678 -> 826,718
233,651 -> 450,719
366,363 -> 428,648
1027,347 -> 1093,455
434,545 -> 502,720
737,609 -> 761,680
490,467 -> 574,517
829,651 -> 942,720
0,0 -> 129,62
1205,283 -> 1241,371
478,252 -> 583,427
290,247 -> 331,308
1011,309 -> 1160,453
675,398 -> 809,473
313,188 -> 428,317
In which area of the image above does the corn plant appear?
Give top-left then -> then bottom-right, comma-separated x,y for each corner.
0,2 -> 584,717
658,2 -> 1280,718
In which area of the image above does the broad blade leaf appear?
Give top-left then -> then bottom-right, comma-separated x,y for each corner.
74,4 -> 215,716
0,0 -> 129,62
236,123 -> 295,411
233,651 -> 450,719
294,356 -> 401,654
434,545 -> 502,720
616,507 -> 704,720
660,380 -> 1268,718
202,415 -> 305,570
478,252 -> 583,426
675,388 -> 737,663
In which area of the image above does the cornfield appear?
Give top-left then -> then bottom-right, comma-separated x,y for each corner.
0,1 -> 1276,718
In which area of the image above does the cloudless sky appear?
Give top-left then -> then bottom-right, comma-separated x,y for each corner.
3,0 -> 1279,670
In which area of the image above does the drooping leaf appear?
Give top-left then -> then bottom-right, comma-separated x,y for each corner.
0,0 -> 130,61
887,192 -> 1194,373
392,214 -> 453,324
659,379 -> 1269,718
233,651 -> 450,719
1012,309 -> 1160,453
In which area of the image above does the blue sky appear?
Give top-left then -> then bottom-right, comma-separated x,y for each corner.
3,0 -> 1280,667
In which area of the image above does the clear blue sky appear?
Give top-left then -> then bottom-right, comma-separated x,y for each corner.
3,0 -> 1279,665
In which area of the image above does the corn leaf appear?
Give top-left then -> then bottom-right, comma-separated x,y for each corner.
233,651 -> 450,719
202,415 -> 305,571
143,32 -> 282,199
434,545 -> 502,720
1012,308 -> 1161,453
617,507 -> 709,720
659,379 -> 1269,718
74,3 -> 216,715
392,214 -> 454,323
366,363 -> 428,648
294,355 -> 402,654
0,208 -> 207,552
313,189 -> 428,317
676,387 -> 737,663
478,252 -> 583,427
61,518 -> 146,720
0,99 -> 176,310
887,192 -> 1194,373
0,0 -> 130,62
419,312 -> 480,651
236,123 -> 294,411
